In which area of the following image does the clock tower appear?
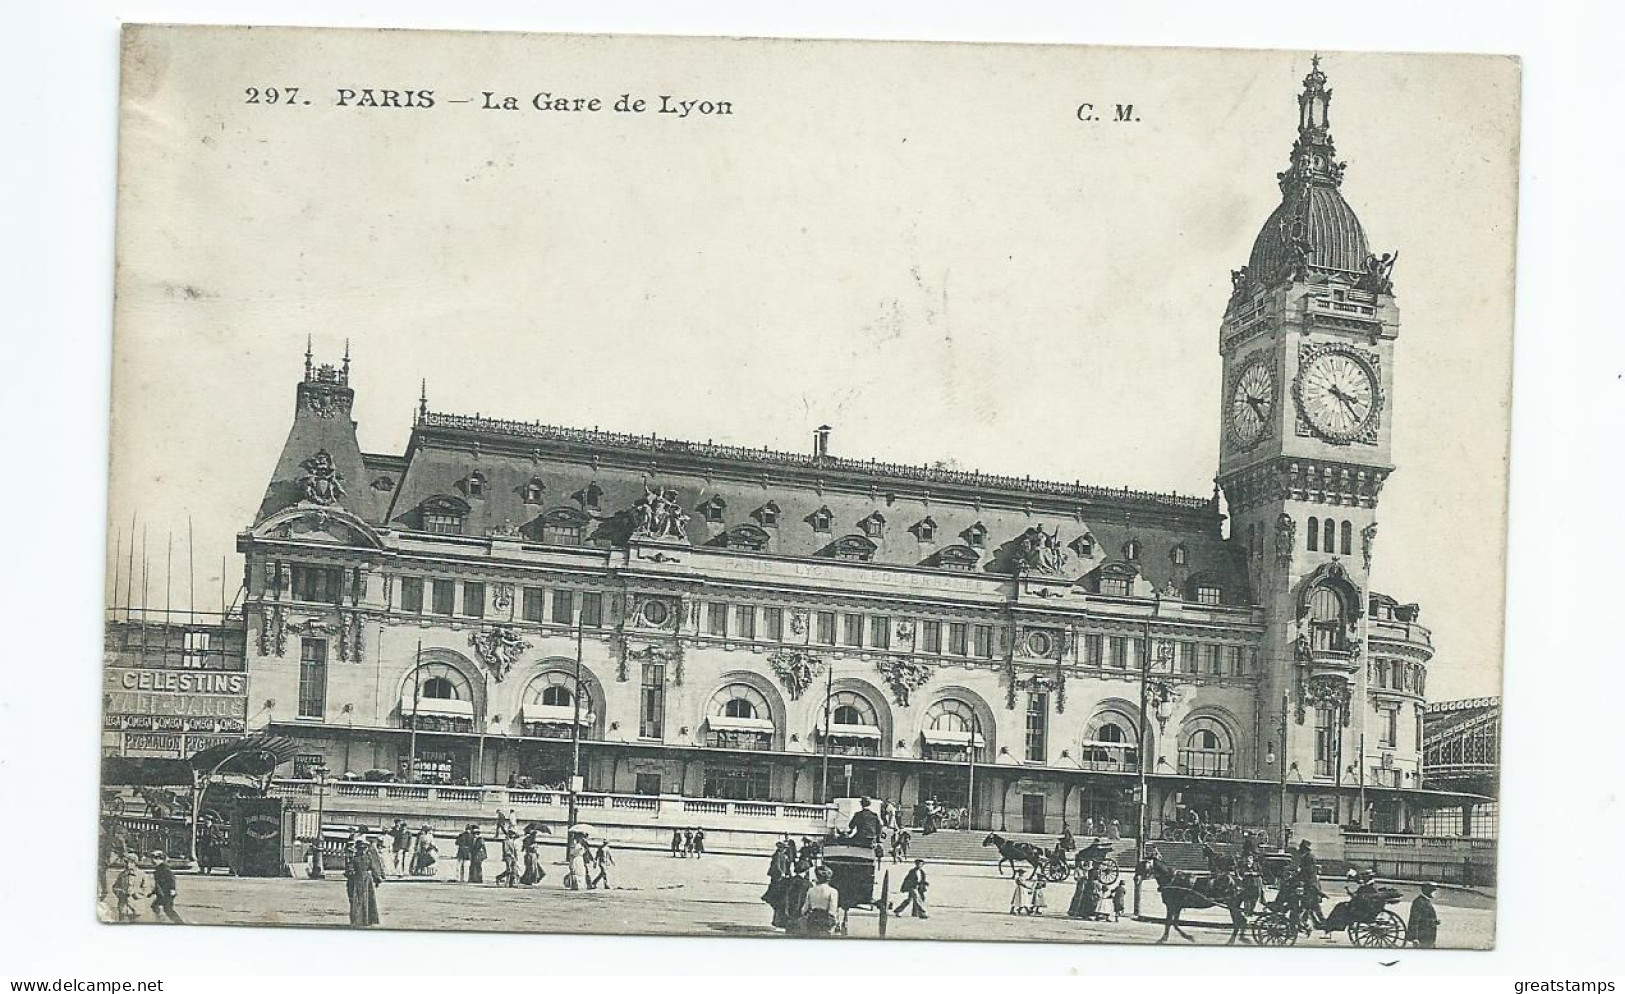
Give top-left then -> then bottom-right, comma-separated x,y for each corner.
1216,58 -> 1402,825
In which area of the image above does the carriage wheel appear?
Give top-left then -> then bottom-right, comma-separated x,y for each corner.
1251,912 -> 1298,947
1044,860 -> 1071,883
1350,910 -> 1406,948
1098,858 -> 1120,885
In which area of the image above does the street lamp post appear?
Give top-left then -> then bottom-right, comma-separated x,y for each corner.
1264,691 -> 1290,850
310,765 -> 330,879
1133,619 -> 1177,919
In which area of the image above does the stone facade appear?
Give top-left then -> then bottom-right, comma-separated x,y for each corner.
236,62 -> 1438,841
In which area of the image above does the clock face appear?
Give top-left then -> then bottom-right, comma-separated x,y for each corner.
1228,360 -> 1275,447
1297,350 -> 1380,441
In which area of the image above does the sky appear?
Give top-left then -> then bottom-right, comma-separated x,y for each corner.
106,28 -> 1518,700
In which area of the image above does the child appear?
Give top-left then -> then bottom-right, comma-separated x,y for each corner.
1028,875 -> 1048,916
1111,880 -> 1127,922
1010,868 -> 1030,914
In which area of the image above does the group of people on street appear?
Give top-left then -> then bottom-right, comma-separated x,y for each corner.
669,827 -> 707,857
107,850 -> 184,924
1267,839 -> 1441,947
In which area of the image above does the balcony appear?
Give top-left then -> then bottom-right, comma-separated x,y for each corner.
1176,749 -> 1234,778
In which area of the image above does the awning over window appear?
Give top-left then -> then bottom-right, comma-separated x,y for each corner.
707,716 -> 776,734
922,730 -> 986,748
521,704 -> 595,725
400,692 -> 474,719
1080,739 -> 1135,751
827,723 -> 881,740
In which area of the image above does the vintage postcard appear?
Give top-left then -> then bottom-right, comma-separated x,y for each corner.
101,24 -> 1517,948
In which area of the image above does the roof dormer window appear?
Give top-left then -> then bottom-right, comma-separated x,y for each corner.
913,516 -> 938,543
963,522 -> 988,548
755,501 -> 781,527
1124,539 -> 1141,561
859,512 -> 886,539
521,478 -> 546,504
1171,544 -> 1189,567
573,482 -> 603,510
466,472 -> 487,498
699,496 -> 726,524
809,506 -> 834,533
1070,533 -> 1096,558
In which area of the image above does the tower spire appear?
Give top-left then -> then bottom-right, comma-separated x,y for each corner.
1279,54 -> 1345,192
418,379 -> 429,422
304,334 -> 314,380
341,339 -> 351,386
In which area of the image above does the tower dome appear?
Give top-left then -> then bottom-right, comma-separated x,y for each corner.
1239,57 -> 1373,290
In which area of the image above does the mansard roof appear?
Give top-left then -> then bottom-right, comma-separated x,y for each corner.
359,409 -> 1248,599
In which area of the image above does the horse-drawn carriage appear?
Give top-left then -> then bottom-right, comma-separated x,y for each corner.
983,833 -> 1121,884
1250,884 -> 1408,947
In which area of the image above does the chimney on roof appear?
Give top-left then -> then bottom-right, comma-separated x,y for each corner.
813,424 -> 833,460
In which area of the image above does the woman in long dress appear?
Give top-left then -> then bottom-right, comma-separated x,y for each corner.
467,827 -> 486,884
344,839 -> 385,927
565,832 -> 589,890
411,827 -> 437,876
521,830 -> 544,885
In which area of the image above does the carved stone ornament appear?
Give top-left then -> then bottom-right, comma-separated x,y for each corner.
303,384 -> 346,419
492,583 -> 515,612
1274,512 -> 1296,566
1303,674 -> 1353,726
1360,522 -> 1378,572
768,651 -> 825,701
336,610 -> 364,663
257,604 -> 286,657
469,625 -> 531,682
297,449 -> 347,505
789,610 -> 808,636
894,620 -> 915,644
630,643 -> 684,686
630,484 -> 690,541
1015,524 -> 1068,576
876,656 -> 933,708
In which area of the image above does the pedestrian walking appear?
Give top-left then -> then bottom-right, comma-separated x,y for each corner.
1107,819 -> 1121,840
1010,868 -> 1031,914
763,840 -> 794,928
590,841 -> 614,889
411,825 -> 438,876
521,828 -> 546,885
682,828 -> 696,857
146,851 -> 184,923
455,824 -> 473,882
390,819 -> 410,874
693,828 -> 706,858
496,829 -> 520,887
495,808 -> 513,840
344,838 -> 386,928
565,831 -> 589,890
112,853 -> 143,922
670,828 -> 683,858
467,826 -> 487,883
1111,880 -> 1127,921
892,858 -> 929,919
1407,882 -> 1440,948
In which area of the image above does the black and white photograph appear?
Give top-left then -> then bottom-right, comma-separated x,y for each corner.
88,25 -> 1522,952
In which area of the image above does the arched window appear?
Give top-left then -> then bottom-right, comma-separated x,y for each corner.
399,661 -> 476,732
1171,544 -> 1189,566
1340,520 -> 1353,556
520,670 -> 596,738
1124,539 -> 1141,561
826,690 -> 881,756
1308,585 -> 1346,623
1082,711 -> 1140,771
1323,518 -> 1336,554
1178,717 -> 1234,777
922,697 -> 987,761
707,683 -> 776,750
1307,517 -> 1320,552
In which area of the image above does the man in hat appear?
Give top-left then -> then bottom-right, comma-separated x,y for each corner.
1407,882 -> 1440,948
389,819 -> 410,874
847,797 -> 883,848
496,828 -> 520,887
111,853 -> 143,922
1294,840 -> 1326,926
892,858 -> 930,919
148,851 -> 183,923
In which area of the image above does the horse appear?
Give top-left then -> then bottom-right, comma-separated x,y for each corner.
983,833 -> 1048,877
1135,850 -> 1251,944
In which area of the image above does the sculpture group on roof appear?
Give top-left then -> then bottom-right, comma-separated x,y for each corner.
1015,523 -> 1068,576
632,485 -> 690,542
297,449 -> 346,506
